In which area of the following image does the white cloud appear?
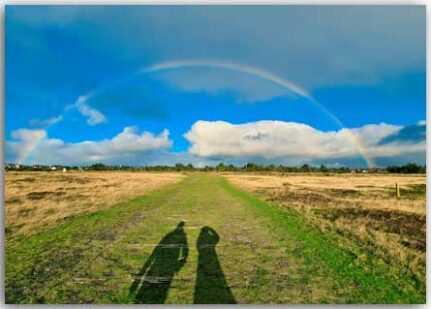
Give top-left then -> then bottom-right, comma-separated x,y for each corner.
11,128 -> 47,141
7,126 -> 172,165
6,121 -> 426,167
29,115 -> 63,128
184,120 -> 425,161
75,95 -> 107,125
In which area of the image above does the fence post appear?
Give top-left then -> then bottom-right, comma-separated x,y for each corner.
396,182 -> 401,198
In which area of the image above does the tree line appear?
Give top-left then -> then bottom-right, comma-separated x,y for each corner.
5,162 -> 426,174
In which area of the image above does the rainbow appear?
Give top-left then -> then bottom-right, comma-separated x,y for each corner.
17,59 -> 375,167
141,60 -> 375,167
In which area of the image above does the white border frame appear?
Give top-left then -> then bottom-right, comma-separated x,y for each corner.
0,1 -> 428,308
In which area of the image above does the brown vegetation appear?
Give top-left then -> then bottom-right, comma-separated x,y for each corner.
5,171 -> 185,237
224,173 -> 426,284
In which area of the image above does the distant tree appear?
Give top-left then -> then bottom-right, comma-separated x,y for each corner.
175,163 -> 185,171
226,164 -> 237,171
90,163 -> 107,170
301,164 -> 310,172
216,163 -> 226,171
386,163 -> 425,174
267,164 -> 276,171
319,164 -> 328,173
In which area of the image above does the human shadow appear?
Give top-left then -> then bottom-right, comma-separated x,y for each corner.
129,221 -> 188,304
194,226 -> 236,304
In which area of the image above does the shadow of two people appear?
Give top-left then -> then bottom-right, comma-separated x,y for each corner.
129,221 -> 236,304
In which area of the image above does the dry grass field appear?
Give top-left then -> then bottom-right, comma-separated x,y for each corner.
5,172 -> 426,303
5,171 -> 185,237
224,173 -> 426,286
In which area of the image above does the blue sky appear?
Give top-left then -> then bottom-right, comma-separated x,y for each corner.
5,5 -> 426,167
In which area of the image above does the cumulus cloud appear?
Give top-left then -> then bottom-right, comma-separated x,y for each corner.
75,95 -> 107,125
6,121 -> 426,168
184,120 -> 425,162
7,126 -> 172,165
11,128 -> 47,141
7,129 -> 47,162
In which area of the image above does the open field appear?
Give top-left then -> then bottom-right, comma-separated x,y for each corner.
225,173 -> 426,290
5,171 -> 185,237
5,172 -> 426,303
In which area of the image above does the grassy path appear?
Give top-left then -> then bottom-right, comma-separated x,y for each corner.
5,174 -> 424,304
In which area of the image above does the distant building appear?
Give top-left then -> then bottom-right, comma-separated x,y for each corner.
51,166 -> 57,171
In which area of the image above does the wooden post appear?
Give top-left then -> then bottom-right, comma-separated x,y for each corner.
396,182 -> 401,198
